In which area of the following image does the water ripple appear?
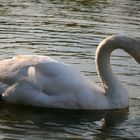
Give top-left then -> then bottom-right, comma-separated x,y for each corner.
0,0 -> 140,139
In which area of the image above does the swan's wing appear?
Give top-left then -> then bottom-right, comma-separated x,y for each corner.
0,55 -> 56,85
0,55 -> 98,97
0,55 -> 80,88
33,61 -> 101,97
30,61 -> 81,95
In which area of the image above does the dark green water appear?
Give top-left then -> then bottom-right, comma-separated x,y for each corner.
0,0 -> 140,139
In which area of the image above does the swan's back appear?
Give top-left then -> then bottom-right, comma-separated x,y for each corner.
0,55 -> 92,88
0,55 -> 57,84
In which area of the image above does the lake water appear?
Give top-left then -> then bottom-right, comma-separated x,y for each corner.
0,0 -> 140,139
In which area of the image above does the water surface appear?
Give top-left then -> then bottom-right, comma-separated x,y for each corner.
0,0 -> 140,139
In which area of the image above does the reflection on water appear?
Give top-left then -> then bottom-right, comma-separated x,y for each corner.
0,103 -> 129,139
0,0 -> 140,139
1,100 -> 140,139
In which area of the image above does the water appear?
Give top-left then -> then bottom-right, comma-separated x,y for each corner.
0,0 -> 140,139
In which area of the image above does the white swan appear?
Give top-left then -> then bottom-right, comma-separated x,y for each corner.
0,35 -> 139,109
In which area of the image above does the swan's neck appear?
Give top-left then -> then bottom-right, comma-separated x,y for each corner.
95,35 -> 139,108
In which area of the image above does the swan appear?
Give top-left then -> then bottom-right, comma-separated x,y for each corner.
0,35 -> 139,110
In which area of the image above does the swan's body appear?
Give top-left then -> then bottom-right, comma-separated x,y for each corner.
0,35 -> 139,109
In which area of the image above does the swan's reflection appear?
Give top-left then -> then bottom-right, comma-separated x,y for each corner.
0,102 -> 128,130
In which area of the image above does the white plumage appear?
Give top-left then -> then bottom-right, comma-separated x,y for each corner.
0,35 -> 139,110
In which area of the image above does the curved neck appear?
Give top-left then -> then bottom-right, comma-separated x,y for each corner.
96,35 -> 139,91
95,35 -> 139,108
96,36 -> 120,92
